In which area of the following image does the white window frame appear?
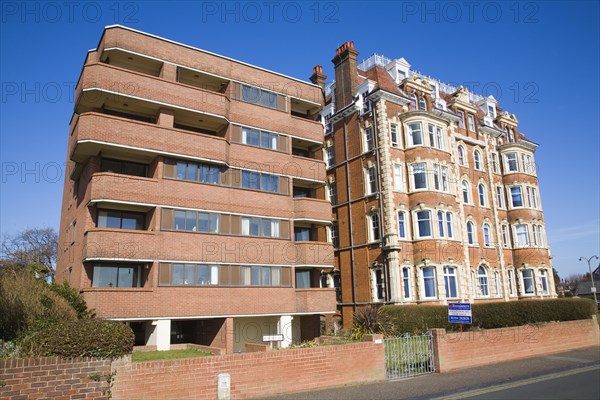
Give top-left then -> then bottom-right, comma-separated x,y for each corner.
467,221 -> 476,245
363,127 -> 374,152
515,224 -> 530,248
457,110 -> 465,129
408,122 -> 423,147
478,265 -> 489,297
521,269 -> 536,295
496,186 -> 504,208
462,180 -> 470,204
415,210 -> 433,239
508,269 -> 516,296
410,162 -> 428,191
366,167 -> 377,195
539,269 -> 549,295
494,271 -> 501,297
483,223 -> 492,247
509,186 -> 524,208
491,153 -> 499,173
501,224 -> 510,248
402,267 -> 412,300
473,149 -> 483,170
368,213 -> 380,243
467,114 -> 475,131
443,266 -> 458,299
478,183 -> 487,207
398,211 -> 407,239
421,266 -> 437,299
457,145 -> 466,166
390,123 -> 399,147
393,163 -> 404,192
505,152 -> 518,172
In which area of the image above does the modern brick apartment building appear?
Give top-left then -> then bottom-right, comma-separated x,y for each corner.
56,26 -> 336,352
318,43 -> 556,326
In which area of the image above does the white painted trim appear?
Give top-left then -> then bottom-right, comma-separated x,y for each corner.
109,310 -> 336,322
231,122 -> 322,145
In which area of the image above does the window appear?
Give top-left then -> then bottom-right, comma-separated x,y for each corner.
474,150 -> 482,170
478,184 -> 487,207
294,227 -> 310,241
366,167 -> 377,195
242,170 -> 278,193
408,122 -> 423,146
457,110 -> 465,129
369,212 -> 381,242
295,270 -> 311,288
457,145 -> 466,165
97,209 -> 145,230
436,127 -> 444,150
441,166 -> 449,192
416,210 -> 432,238
540,270 -> 549,294
241,127 -> 279,150
536,224 -> 544,247
437,211 -> 445,237
433,164 -> 440,191
467,114 -> 475,131
428,124 -> 435,148
100,158 -> 147,177
487,104 -> 496,118
422,267 -> 437,298
483,223 -> 492,247
515,224 -> 529,247
522,269 -> 535,295
326,146 -> 335,167
173,210 -> 219,233
242,217 -> 280,238
167,158 -> 220,184
393,163 -> 404,191
508,269 -> 516,296
462,180 -> 470,203
403,267 -> 411,299
494,271 -> 501,297
510,186 -> 523,208
411,163 -> 427,190
241,84 -> 279,109
418,96 -> 427,111
446,212 -> 453,238
410,94 -> 417,110
443,266 -> 458,298
491,153 -> 499,173
398,211 -> 407,239
478,265 -> 489,297
505,152 -> 518,172
531,187 -> 538,209
93,264 -> 141,288
372,269 -> 384,301
522,154 -> 535,174
330,222 -> 339,247
364,127 -> 374,152
467,222 -> 475,245
532,225 -> 538,246
362,91 -> 371,113
327,181 -> 337,205
496,186 -> 504,208
390,123 -> 399,147
502,225 -> 510,248
507,128 -> 515,142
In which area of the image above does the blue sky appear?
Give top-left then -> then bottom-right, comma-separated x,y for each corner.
1,1 -> 598,279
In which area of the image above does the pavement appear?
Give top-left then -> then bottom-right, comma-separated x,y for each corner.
261,346 -> 600,400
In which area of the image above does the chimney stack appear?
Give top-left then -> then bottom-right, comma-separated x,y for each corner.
310,65 -> 327,94
331,41 -> 359,110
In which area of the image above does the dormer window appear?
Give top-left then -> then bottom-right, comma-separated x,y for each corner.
457,110 -> 465,129
362,91 -> 371,113
418,96 -> 427,111
487,104 -> 496,118
467,114 -> 475,131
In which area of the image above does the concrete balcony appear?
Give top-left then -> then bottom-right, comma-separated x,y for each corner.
293,242 -> 335,266
293,197 -> 331,223
71,113 -> 228,165
75,63 -> 230,118
295,288 -> 337,314
82,228 -> 157,261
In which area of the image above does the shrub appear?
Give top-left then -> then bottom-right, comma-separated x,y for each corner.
0,267 -> 77,340
18,319 -> 134,359
350,304 -> 396,340
383,298 -> 597,334
49,281 -> 94,319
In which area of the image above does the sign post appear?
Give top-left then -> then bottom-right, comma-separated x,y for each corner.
448,303 -> 472,332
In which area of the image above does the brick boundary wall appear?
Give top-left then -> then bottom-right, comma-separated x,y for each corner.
110,334 -> 385,400
430,316 -> 600,373
0,357 -> 112,400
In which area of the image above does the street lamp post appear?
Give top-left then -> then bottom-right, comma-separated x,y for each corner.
578,255 -> 598,305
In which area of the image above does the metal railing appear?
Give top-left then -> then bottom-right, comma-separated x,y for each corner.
384,332 -> 435,379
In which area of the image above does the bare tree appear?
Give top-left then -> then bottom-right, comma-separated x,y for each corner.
1,227 -> 58,279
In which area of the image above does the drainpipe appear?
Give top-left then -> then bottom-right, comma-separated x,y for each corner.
370,99 -> 390,303
342,116 -> 357,313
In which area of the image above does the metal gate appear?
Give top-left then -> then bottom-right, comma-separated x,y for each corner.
384,332 -> 435,379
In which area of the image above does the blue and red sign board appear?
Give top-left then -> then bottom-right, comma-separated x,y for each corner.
448,302 -> 472,324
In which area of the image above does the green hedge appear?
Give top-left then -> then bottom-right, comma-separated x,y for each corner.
18,319 -> 134,359
382,298 -> 597,334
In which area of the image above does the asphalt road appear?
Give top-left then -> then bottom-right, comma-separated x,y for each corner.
264,346 -> 600,400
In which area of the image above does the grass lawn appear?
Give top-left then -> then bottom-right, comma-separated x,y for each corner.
132,349 -> 213,362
